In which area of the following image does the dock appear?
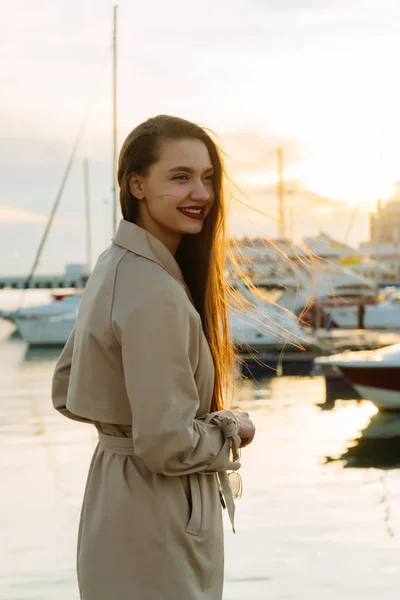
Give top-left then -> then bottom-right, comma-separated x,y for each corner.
0,264 -> 88,290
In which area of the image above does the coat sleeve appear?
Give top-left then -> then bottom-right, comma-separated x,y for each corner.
51,327 -> 92,423
116,286 -> 241,476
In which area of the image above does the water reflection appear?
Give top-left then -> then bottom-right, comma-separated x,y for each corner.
23,346 -> 62,362
317,395 -> 363,411
2,320 -> 400,599
326,412 -> 400,469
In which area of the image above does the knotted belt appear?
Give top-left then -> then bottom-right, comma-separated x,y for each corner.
198,413 -> 242,533
97,416 -> 242,534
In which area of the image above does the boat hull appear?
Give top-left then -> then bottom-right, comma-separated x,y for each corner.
352,385 -> 400,411
15,317 -> 74,347
337,365 -> 400,410
329,304 -> 400,330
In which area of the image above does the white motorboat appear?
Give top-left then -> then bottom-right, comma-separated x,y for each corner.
1,293 -> 81,323
230,305 -> 309,350
228,236 -> 377,309
229,280 -> 310,351
327,297 -> 400,329
315,344 -> 400,411
286,262 -> 376,315
15,313 -> 76,347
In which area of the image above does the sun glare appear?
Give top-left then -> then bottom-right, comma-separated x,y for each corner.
300,141 -> 399,208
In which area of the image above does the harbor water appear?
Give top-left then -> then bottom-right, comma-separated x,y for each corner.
1,292 -> 400,599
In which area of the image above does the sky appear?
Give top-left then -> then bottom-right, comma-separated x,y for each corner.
1,0 -> 400,274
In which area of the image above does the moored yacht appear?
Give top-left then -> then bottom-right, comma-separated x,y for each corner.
315,344 -> 400,411
328,296 -> 400,329
14,312 -> 76,347
1,293 -> 81,324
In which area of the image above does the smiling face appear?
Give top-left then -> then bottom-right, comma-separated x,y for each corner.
129,138 -> 215,254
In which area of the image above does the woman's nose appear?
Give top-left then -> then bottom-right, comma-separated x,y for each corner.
190,180 -> 210,201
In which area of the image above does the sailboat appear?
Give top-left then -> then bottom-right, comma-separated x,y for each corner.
1,293 -> 81,325
5,155 -> 92,345
15,8 -> 118,347
12,158 -> 91,345
15,312 -> 77,347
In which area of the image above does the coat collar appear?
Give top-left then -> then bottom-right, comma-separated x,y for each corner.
112,219 -> 185,285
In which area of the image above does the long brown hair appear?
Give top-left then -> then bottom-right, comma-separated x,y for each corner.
117,115 -> 235,412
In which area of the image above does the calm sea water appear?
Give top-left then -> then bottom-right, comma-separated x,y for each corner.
1,291 -> 400,600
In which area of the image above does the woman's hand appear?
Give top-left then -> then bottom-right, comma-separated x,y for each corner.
233,411 -> 255,448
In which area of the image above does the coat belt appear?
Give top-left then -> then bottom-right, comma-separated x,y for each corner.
97,431 -> 239,533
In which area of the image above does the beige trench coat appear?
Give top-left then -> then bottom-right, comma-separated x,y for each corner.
52,219 -> 241,600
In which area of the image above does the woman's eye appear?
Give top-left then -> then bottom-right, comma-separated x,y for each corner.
172,174 -> 213,183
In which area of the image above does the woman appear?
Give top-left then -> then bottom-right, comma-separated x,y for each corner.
52,115 -> 255,600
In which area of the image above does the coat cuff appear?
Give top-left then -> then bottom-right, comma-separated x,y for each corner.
200,410 -> 241,470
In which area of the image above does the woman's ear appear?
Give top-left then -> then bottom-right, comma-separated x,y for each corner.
128,174 -> 145,200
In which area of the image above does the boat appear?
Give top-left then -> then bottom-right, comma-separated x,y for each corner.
14,313 -> 76,347
327,296 -> 400,329
251,260 -> 400,331
230,304 -> 309,351
229,279 -> 309,350
1,293 -> 81,324
228,237 -> 379,323
314,343 -> 400,411
230,305 -> 310,362
228,279 -> 319,374
10,9 -> 118,349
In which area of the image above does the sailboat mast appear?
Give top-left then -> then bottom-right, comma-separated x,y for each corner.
276,147 -> 286,239
83,158 -> 92,275
112,5 -> 118,235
